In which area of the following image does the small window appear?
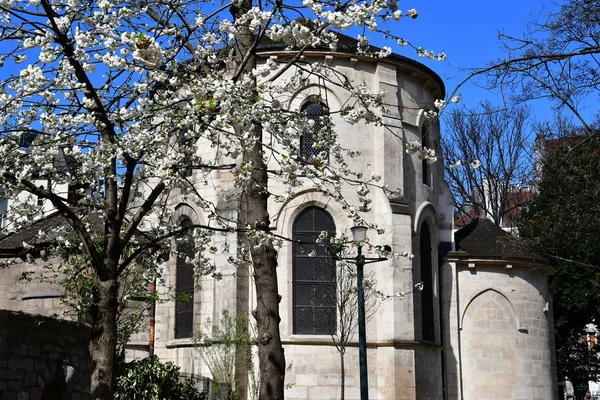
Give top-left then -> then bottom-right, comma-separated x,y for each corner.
292,206 -> 336,335
300,102 -> 329,161
175,219 -> 195,339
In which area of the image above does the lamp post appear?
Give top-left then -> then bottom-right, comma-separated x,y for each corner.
337,226 -> 390,400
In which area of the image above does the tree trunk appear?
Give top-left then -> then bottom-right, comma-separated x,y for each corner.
251,240 -> 285,399
238,126 -> 286,399
89,278 -> 119,399
231,0 -> 286,399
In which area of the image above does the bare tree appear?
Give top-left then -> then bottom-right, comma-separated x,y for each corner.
441,101 -> 534,227
452,0 -> 600,133
330,261 -> 379,400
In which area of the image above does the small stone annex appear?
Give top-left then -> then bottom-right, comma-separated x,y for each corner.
0,35 -> 558,400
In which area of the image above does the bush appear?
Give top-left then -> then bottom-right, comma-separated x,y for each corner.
115,356 -> 207,400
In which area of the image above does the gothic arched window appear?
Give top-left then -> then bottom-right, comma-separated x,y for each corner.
175,219 -> 195,339
292,206 -> 337,335
420,221 -> 435,342
300,101 -> 329,161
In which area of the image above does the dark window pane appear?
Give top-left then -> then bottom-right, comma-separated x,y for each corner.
175,219 -> 195,339
292,206 -> 336,334
314,307 -> 336,335
314,283 -> 336,306
293,258 -> 315,281
294,307 -> 314,335
300,102 -> 329,161
293,284 -> 315,306
175,312 -> 193,339
177,265 -> 194,289
420,222 -> 435,342
176,293 -> 194,314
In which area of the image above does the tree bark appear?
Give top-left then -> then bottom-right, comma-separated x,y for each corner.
89,278 -> 119,400
238,126 -> 286,399
231,1 -> 286,399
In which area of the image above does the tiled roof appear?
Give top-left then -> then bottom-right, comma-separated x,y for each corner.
454,207 -> 480,228
454,218 -> 547,262
0,212 -> 102,255
0,212 -> 67,253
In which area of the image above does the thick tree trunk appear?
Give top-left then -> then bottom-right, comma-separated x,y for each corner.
238,128 -> 286,399
231,1 -> 286,398
89,278 -> 119,399
250,240 -> 286,400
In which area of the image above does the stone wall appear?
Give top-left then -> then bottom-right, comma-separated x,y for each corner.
442,260 -> 558,400
0,310 -> 92,400
0,257 -> 73,320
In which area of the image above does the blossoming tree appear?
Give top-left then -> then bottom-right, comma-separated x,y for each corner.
0,0 -> 443,398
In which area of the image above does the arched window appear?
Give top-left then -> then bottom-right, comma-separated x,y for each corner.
292,206 -> 336,335
175,219 -> 195,339
420,222 -> 435,342
300,101 -> 329,161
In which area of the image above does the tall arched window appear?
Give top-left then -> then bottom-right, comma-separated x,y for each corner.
292,206 -> 336,335
300,101 -> 329,161
175,219 -> 195,339
420,222 -> 435,342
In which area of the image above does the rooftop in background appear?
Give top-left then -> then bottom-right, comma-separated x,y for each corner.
453,187 -> 532,230
453,218 -> 547,263
0,211 -> 103,256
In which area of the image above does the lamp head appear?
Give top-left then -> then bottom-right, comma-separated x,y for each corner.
350,225 -> 368,242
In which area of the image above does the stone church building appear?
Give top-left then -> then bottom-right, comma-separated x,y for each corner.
0,37 -> 557,400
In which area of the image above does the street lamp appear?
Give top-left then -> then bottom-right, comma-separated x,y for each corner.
336,226 -> 391,400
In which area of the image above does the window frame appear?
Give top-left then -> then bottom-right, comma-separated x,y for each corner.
299,101 -> 330,163
292,206 -> 337,335
175,219 -> 195,339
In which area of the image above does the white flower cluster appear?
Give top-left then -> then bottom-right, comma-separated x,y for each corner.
266,22 -> 338,50
447,158 -> 481,170
406,141 -> 437,164
416,47 -> 446,61
0,0 -> 450,298
121,33 -> 164,67
418,147 -> 437,164
433,95 -> 461,112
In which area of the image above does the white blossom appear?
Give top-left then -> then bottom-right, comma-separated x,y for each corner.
449,160 -> 461,169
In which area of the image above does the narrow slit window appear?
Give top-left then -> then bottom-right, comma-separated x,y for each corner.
175,219 -> 195,339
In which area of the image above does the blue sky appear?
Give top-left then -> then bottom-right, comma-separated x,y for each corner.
372,0 -> 596,125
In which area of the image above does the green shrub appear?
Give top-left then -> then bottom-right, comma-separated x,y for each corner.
115,356 -> 207,400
